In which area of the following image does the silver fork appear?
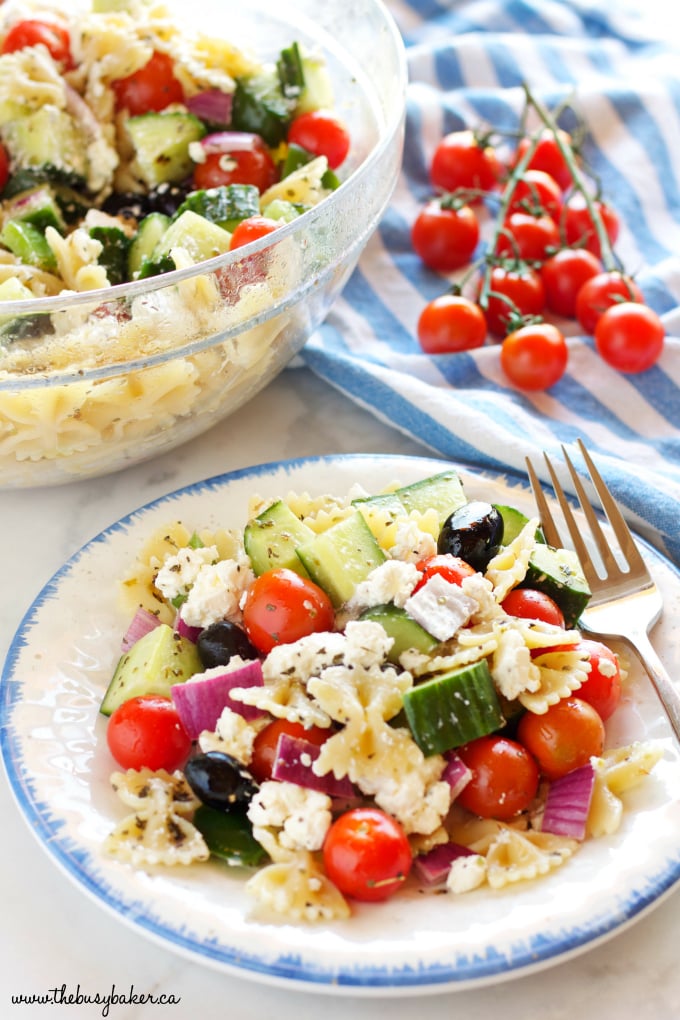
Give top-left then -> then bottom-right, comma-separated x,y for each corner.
526,438 -> 680,744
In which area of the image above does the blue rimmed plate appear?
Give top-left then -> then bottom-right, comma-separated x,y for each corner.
2,454 -> 680,995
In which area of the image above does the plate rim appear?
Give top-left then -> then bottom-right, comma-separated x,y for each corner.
2,452 -> 680,995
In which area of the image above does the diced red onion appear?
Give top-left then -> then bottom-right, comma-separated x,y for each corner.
171,659 -> 264,737
175,613 -> 202,644
198,131 -> 260,155
271,733 -> 356,799
540,762 -> 596,841
186,89 -> 233,126
442,751 -> 473,801
413,842 -> 476,886
121,607 -> 160,651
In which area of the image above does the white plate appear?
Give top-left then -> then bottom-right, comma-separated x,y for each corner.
2,454 -> 680,996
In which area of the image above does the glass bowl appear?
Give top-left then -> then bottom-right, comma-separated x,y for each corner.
0,0 -> 406,487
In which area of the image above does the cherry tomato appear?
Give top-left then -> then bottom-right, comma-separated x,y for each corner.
594,301 -> 665,373
323,807 -> 412,902
516,697 -> 605,780
495,210 -> 560,263
563,194 -> 620,259
500,322 -> 568,390
575,271 -> 644,335
411,200 -> 480,273
242,567 -> 335,654
287,109 -> 350,169
506,169 -> 563,220
430,129 -> 503,197
106,695 -> 192,772
541,247 -> 603,319
501,588 -> 565,627
1,18 -> 72,67
513,129 -> 574,191
249,718 -> 330,783
414,553 -> 477,592
571,639 -> 622,722
0,143 -> 10,193
481,265 -> 546,337
229,215 -> 281,251
193,137 -> 278,194
456,735 -> 540,820
417,294 -> 487,354
112,50 -> 184,115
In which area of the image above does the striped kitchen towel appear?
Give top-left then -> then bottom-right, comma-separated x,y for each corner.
301,0 -> 680,565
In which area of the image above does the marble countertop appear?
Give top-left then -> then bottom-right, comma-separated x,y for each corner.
2,366 -> 678,1019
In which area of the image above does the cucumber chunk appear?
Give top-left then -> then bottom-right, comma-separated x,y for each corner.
175,184 -> 260,231
128,211 -> 172,279
359,604 -> 438,663
402,660 -> 505,755
522,545 -> 591,627
0,220 -> 56,272
352,470 -> 467,527
243,500 -> 315,576
1,107 -> 88,184
2,186 -> 66,233
127,112 -> 206,188
100,623 -> 202,717
231,70 -> 295,147
149,209 -> 232,265
495,504 -> 545,546
0,276 -> 45,341
296,511 -> 386,607
89,225 -> 131,285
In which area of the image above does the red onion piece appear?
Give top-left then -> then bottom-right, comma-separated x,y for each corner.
171,659 -> 264,737
442,751 -> 473,801
175,613 -> 202,644
186,89 -> 233,126
271,733 -> 356,799
413,842 -> 476,886
540,762 -> 596,841
121,607 -> 160,651
198,131 -> 260,155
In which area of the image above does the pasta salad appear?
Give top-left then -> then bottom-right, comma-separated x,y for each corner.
100,469 -> 662,922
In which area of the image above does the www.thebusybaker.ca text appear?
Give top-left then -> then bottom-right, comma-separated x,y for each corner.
11,983 -> 181,1016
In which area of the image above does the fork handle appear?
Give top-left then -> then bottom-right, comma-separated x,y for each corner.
623,632 -> 680,744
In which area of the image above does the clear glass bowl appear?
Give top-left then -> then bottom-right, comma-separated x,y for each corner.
0,0 -> 406,487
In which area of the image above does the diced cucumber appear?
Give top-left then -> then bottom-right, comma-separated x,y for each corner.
402,660 -> 505,756
128,211 -> 172,279
193,805 -> 267,867
279,142 -> 340,191
149,209 -> 232,265
137,252 -> 176,280
495,503 -> 546,546
1,220 -> 56,273
231,70 -> 295,147
99,623 -> 202,717
2,186 -> 66,233
92,0 -> 134,10
0,277 -> 43,340
127,112 -> 206,188
260,198 -> 306,222
175,184 -> 260,231
522,544 -> 591,626
295,50 -> 335,115
1,107 -> 88,184
396,471 -> 468,523
243,499 -> 315,576
359,604 -> 438,663
296,510 -> 386,607
89,225 -> 131,286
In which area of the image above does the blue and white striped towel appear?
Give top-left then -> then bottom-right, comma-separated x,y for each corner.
301,0 -> 680,566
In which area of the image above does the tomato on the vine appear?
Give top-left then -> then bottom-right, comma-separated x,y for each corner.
1,18 -> 72,67
481,264 -> 546,337
287,109 -> 350,169
563,193 -> 620,259
570,639 -> 622,722
430,129 -> 503,197
417,294 -> 487,354
506,169 -> 563,220
500,322 -> 568,390
501,588 -> 565,627
249,718 -> 330,783
411,200 -> 480,273
229,215 -> 281,251
541,247 -> 603,319
456,735 -> 540,820
495,210 -> 560,263
106,695 -> 192,772
323,807 -> 412,902
112,50 -> 184,114
193,137 -> 278,193
517,697 -> 605,780
414,553 -> 477,591
513,129 -> 574,191
594,301 -> 665,373
242,567 -> 335,654
575,271 -> 644,335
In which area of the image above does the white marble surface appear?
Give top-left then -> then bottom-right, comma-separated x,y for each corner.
1,366 -> 679,1019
